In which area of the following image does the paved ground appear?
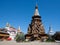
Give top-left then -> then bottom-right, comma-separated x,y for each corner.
0,41 -> 60,45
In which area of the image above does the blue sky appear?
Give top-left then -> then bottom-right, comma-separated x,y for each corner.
0,0 -> 60,34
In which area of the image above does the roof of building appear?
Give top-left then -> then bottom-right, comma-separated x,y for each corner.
34,4 -> 40,16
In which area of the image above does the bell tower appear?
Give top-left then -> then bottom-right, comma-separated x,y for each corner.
28,4 -> 45,34
25,3 -> 48,41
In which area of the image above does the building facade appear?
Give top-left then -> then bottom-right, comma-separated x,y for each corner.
0,28 -> 9,41
5,23 -> 17,40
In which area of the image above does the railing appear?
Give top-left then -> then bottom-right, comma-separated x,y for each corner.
0,34 -> 9,36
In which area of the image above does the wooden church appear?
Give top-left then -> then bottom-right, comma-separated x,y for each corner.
25,4 -> 48,41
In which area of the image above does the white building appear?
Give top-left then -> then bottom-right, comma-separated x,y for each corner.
5,23 -> 17,40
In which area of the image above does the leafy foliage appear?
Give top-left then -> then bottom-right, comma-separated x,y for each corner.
15,32 -> 25,42
46,35 -> 55,42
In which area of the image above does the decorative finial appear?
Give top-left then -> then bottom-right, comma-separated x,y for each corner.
18,26 -> 20,30
34,4 -> 40,16
33,0 -> 40,16
48,25 -> 54,35
35,3 -> 38,9
17,26 -> 21,32
6,22 -> 10,27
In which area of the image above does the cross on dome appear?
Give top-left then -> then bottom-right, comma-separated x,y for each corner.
34,2 -> 40,16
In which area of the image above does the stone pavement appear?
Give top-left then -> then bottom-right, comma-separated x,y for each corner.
0,41 -> 60,45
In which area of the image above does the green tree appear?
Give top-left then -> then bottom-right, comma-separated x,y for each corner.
15,32 -> 25,42
46,35 -> 55,42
